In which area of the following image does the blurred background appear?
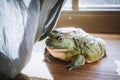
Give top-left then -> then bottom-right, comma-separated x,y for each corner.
56,0 -> 120,34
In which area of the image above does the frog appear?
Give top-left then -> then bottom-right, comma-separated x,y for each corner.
44,27 -> 106,70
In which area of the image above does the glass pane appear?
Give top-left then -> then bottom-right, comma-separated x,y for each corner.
62,0 -> 72,10
78,0 -> 120,11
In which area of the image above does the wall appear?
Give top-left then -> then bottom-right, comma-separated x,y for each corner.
56,11 -> 120,34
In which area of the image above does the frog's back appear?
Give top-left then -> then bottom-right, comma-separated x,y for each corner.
60,27 -> 106,63
75,29 -> 106,63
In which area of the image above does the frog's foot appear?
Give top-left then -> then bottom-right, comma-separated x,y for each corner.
65,54 -> 86,70
43,53 -> 55,62
65,64 -> 80,70
43,55 -> 54,62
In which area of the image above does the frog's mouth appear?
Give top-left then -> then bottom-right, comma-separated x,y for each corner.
46,47 -> 70,52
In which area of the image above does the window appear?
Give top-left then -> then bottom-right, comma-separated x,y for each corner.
62,0 -> 72,10
58,0 -> 120,34
62,0 -> 120,11
79,0 -> 120,11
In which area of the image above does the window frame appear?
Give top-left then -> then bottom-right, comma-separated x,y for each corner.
62,0 -> 120,12
56,0 -> 120,34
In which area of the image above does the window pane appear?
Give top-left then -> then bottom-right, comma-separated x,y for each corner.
62,0 -> 72,11
79,0 -> 120,11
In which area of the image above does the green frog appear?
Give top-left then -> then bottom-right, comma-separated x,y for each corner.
44,27 -> 106,70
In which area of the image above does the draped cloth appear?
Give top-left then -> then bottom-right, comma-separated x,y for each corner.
0,0 -> 65,78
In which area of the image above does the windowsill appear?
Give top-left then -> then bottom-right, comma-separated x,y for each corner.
62,9 -> 120,12
11,33 -> 120,80
46,33 -> 120,80
1,34 -> 119,80
61,10 -> 120,15
79,9 -> 120,11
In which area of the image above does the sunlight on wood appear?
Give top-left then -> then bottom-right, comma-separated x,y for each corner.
22,40 -> 53,80
115,60 -> 120,76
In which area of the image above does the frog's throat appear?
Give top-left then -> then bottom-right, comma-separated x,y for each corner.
46,47 -> 71,60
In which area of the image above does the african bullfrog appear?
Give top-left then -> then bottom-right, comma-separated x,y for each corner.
44,27 -> 106,70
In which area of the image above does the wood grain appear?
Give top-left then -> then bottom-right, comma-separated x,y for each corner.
45,34 -> 120,80
0,34 -> 120,80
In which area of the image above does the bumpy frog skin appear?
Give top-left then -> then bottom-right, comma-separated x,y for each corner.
44,27 -> 106,70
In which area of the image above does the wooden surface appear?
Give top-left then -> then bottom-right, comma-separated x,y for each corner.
0,34 -> 120,80
45,34 -> 120,80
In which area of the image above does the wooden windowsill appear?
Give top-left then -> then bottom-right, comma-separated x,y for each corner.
1,34 -> 120,80
45,33 -> 120,80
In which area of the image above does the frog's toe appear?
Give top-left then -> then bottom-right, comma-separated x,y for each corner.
64,64 -> 72,69
68,66 -> 78,70
68,65 -> 80,70
65,64 -> 80,70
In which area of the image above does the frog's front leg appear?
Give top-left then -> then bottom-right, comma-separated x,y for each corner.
43,48 -> 54,62
66,54 -> 86,70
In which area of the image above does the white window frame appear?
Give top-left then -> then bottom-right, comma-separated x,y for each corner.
62,0 -> 120,11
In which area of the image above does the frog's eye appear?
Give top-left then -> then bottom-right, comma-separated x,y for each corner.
57,36 -> 64,41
